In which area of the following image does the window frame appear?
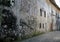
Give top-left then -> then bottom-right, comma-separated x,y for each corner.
44,11 -> 46,17
39,23 -> 41,28
43,23 -> 44,28
40,9 -> 42,16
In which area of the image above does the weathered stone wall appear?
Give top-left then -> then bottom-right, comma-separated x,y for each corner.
36,0 -> 57,32
37,0 -> 51,32
11,0 -> 38,37
0,0 -> 58,40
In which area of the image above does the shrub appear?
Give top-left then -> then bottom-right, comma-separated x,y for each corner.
0,0 -> 11,7
0,9 -> 18,42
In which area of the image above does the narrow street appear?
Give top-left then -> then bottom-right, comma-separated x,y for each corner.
20,31 -> 60,42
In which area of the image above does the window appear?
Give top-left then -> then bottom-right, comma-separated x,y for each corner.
39,23 -> 41,28
43,24 -> 44,28
44,11 -> 46,17
51,10 -> 54,14
58,15 -> 59,19
56,13 -> 57,16
40,9 -> 42,16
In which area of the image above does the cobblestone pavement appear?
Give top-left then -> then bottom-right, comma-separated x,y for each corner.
19,31 -> 60,42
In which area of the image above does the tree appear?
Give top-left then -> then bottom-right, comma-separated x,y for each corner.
0,9 -> 18,42
0,0 -> 11,7
0,0 -> 18,42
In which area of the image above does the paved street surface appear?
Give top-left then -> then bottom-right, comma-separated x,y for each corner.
20,31 -> 60,42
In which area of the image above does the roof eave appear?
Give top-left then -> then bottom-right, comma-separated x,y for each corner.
49,0 -> 60,10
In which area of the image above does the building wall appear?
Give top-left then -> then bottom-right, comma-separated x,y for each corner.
36,0 -> 58,31
11,0 -> 57,32
46,0 -> 60,13
36,0 -> 52,32
0,0 -> 60,37
11,0 -> 39,36
46,0 -> 60,31
56,12 -> 60,30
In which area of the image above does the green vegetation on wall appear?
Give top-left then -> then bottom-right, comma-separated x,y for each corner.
0,0 -> 11,7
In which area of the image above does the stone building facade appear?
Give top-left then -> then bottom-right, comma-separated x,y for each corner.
0,0 -> 60,38
46,0 -> 60,31
11,0 -> 60,32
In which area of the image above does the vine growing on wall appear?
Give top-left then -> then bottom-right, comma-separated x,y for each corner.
0,9 -> 18,42
0,0 -> 11,7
